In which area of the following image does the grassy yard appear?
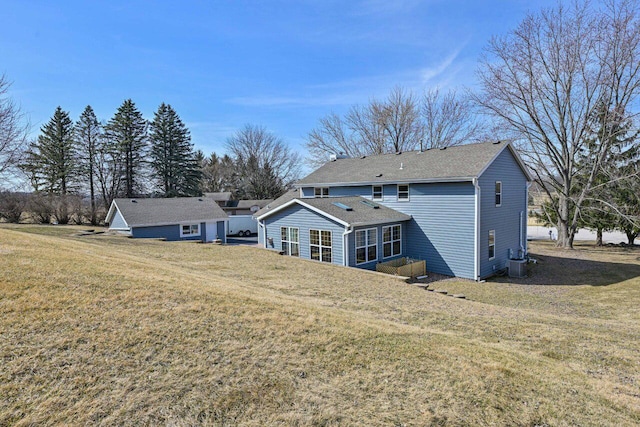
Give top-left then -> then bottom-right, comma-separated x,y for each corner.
1,224 -> 639,426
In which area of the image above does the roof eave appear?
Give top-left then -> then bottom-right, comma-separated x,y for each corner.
129,217 -> 228,228
294,176 -> 476,188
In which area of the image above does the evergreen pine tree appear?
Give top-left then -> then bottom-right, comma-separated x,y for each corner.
149,103 -> 201,197
23,106 -> 77,195
105,99 -> 147,198
75,105 -> 102,224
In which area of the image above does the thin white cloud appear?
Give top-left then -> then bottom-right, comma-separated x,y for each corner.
420,46 -> 465,84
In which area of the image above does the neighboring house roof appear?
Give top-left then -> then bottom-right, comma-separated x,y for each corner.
222,199 -> 274,211
256,195 -> 411,228
106,197 -> 228,228
297,141 -> 531,187
253,189 -> 298,218
204,192 -> 233,202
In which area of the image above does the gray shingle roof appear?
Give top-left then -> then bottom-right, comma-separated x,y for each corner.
297,141 -> 521,186
257,195 -> 411,227
204,192 -> 233,201
109,197 -> 227,227
253,189 -> 298,218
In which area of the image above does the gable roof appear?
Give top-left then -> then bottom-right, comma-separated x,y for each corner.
106,197 -> 227,228
297,141 -> 531,187
253,189 -> 298,218
256,195 -> 411,228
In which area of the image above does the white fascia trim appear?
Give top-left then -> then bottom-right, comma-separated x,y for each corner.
105,201 -> 128,228
294,177 -> 475,188
476,142 -> 533,182
256,199 -> 350,227
108,227 -> 130,231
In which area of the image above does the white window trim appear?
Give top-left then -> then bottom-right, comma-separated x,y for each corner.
489,229 -> 496,260
314,187 -> 329,198
355,227 -> 378,265
397,184 -> 410,202
281,226 -> 299,257
180,223 -> 201,238
495,181 -> 502,207
309,229 -> 332,263
372,185 -> 383,201
382,224 -> 402,259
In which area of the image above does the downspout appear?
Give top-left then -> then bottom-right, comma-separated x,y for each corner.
343,226 -> 354,267
260,220 -> 267,248
523,181 -> 532,257
473,178 -> 481,281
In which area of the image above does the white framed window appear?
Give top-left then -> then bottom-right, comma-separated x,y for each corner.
488,230 -> 496,260
180,223 -> 200,237
372,185 -> 383,201
495,181 -> 502,207
281,227 -> 299,257
314,187 -> 329,198
382,224 -> 401,258
397,184 -> 409,201
310,229 -> 332,263
355,228 -> 377,264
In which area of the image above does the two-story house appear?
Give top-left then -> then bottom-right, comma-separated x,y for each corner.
255,141 -> 531,280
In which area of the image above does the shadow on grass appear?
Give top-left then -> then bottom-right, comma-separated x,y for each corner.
492,245 -> 640,286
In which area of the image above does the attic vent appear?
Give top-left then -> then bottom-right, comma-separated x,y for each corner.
493,140 -> 502,144
400,162 -> 404,170
376,173 -> 383,178
131,199 -> 137,203
360,200 -> 380,209
395,151 -> 402,155
332,202 -> 353,211
361,155 -> 366,159
440,146 -> 447,150
198,198 -> 203,201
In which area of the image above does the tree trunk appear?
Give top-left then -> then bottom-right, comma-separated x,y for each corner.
596,228 -> 603,247
626,229 -> 639,246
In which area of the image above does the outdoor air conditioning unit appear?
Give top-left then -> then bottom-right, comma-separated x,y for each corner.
509,259 -> 527,278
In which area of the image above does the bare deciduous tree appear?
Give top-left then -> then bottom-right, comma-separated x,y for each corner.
475,0 -> 640,248
306,86 -> 482,167
225,124 -> 302,199
422,88 -> 484,149
0,74 -> 29,185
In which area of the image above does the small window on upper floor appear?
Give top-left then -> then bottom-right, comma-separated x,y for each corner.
495,181 -> 502,207
314,187 -> 329,198
397,184 -> 409,201
372,185 -> 383,201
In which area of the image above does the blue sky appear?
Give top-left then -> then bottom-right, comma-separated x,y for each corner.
2,0 -> 556,159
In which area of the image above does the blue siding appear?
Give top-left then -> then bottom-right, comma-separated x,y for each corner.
347,224 -> 407,270
321,182 -> 475,278
263,203 -> 345,266
383,183 -> 475,278
478,148 -> 529,278
109,208 -> 129,230
217,221 -> 226,243
131,222 -> 205,242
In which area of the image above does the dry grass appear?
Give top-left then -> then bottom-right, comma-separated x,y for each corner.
1,224 -> 639,426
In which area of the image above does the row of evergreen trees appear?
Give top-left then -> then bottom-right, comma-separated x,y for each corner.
21,100 -> 201,224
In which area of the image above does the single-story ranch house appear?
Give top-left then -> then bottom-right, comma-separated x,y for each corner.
106,197 -> 228,243
255,141 -> 532,280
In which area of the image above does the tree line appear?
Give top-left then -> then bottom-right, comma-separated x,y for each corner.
1,0 -> 640,247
